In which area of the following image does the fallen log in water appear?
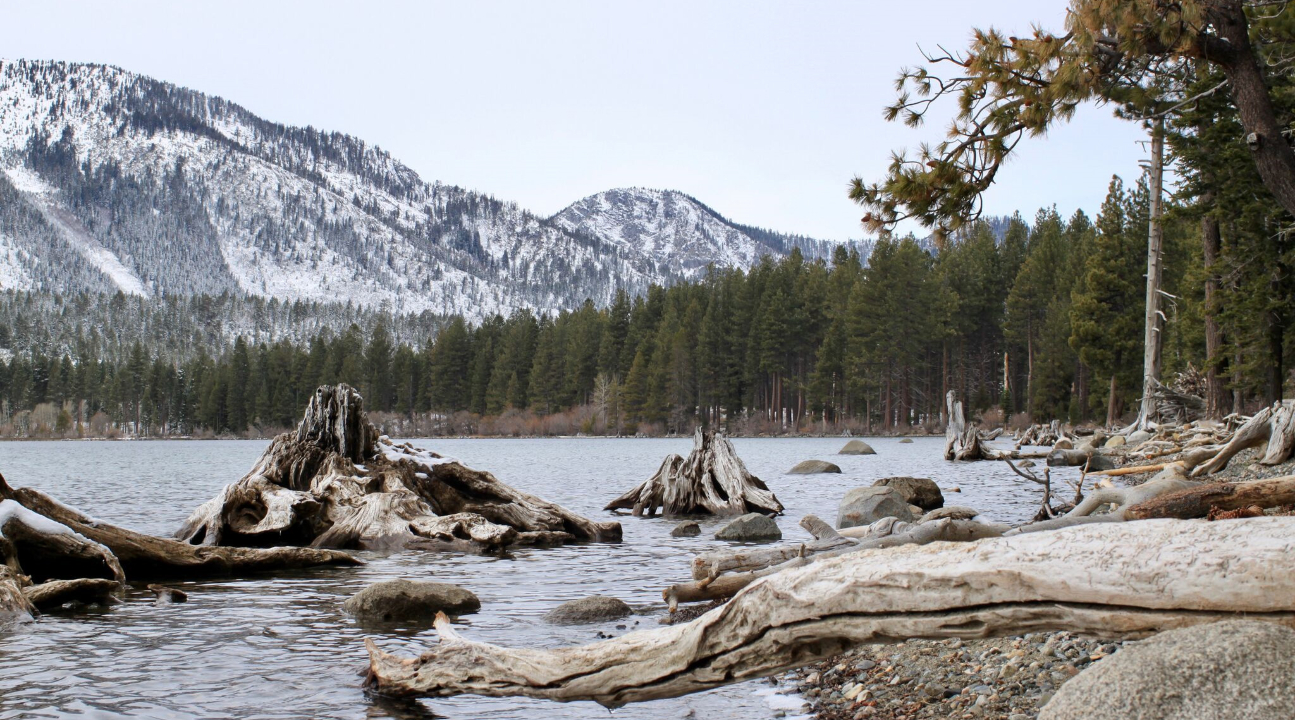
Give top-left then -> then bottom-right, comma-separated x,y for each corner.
604,428 -> 782,517
0,476 -> 359,579
177,384 -> 620,552
366,518 -> 1295,706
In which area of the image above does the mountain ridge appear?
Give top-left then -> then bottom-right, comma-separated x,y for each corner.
0,59 -> 851,320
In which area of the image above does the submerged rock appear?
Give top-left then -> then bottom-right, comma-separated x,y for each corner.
670,521 -> 700,537
788,460 -> 842,474
837,486 -> 914,528
1040,620 -> 1295,720
344,579 -> 480,622
838,439 -> 876,455
545,595 -> 632,624
871,476 -> 944,510
898,438 -> 914,444
714,513 -> 781,542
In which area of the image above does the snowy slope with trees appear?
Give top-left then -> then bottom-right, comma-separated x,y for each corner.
0,60 -> 844,320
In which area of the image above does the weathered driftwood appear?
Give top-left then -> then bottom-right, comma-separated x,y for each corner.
1193,405 -> 1275,475
178,385 -> 620,552
667,517 -> 1005,605
23,578 -> 120,609
605,428 -> 782,517
0,477 -> 359,579
1014,465 -> 1202,531
366,518 -> 1295,706
1125,476 -> 1295,520
943,392 -> 986,460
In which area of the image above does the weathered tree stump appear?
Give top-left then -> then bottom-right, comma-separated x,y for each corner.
177,385 -> 620,553
604,428 -> 782,518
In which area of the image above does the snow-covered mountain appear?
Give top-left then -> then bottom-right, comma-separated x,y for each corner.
0,60 -> 844,320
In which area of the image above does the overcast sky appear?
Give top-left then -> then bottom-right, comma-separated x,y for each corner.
0,1 -> 1149,240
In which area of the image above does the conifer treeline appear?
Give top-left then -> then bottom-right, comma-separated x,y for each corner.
0,173 -> 1268,437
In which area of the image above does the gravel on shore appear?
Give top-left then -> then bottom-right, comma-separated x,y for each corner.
789,632 -> 1125,720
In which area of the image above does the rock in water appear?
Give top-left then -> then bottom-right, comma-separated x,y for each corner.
787,460 -> 842,474
898,438 -> 914,444
714,513 -> 781,542
838,439 -> 876,455
344,580 -> 480,622
670,521 -> 701,537
871,476 -> 944,510
837,486 -> 914,528
545,596 -> 633,624
1040,620 -> 1295,720
176,384 -> 620,553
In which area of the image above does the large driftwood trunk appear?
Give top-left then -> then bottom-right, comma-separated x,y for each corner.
604,428 -> 782,517
367,517 -> 1295,707
178,385 -> 620,552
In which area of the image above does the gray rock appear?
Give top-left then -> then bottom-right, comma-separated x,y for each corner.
839,439 -> 877,455
1053,438 -> 1074,451
872,476 -> 944,510
1104,435 -> 1127,448
715,513 -> 782,542
1127,429 -> 1154,445
344,579 -> 480,622
917,505 -> 980,522
898,438 -> 914,444
545,595 -> 632,624
1040,620 -> 1295,720
671,521 -> 700,537
788,460 -> 843,474
837,486 -> 915,529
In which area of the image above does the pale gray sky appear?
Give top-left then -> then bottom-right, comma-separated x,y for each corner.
0,1 -> 1147,240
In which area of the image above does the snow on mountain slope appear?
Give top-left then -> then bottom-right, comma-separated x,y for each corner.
0,60 -> 843,317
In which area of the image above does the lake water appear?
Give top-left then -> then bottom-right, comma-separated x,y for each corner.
0,436 -> 1052,719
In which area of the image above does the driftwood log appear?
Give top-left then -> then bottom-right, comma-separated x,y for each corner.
177,385 -> 620,552
366,518 -> 1295,706
604,428 -> 782,517
1125,476 -> 1295,520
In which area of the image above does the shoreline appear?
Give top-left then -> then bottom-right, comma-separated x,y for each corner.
0,432 -> 946,442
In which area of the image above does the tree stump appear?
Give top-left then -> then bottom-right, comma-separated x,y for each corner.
604,428 -> 783,518
177,385 -> 621,552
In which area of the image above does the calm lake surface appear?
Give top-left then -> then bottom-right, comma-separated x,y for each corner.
0,436 -> 1051,719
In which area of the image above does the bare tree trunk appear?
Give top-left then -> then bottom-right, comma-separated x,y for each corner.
1202,195 -> 1226,419
1134,119 -> 1165,431
1106,375 -> 1119,428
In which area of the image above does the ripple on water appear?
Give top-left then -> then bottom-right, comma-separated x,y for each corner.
0,436 -> 1054,719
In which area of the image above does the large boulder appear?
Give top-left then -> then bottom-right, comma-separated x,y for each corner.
714,513 -> 782,542
544,595 -> 632,624
344,579 -> 480,622
837,486 -> 914,529
871,476 -> 944,511
839,439 -> 876,455
788,460 -> 842,474
1041,620 -> 1295,720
